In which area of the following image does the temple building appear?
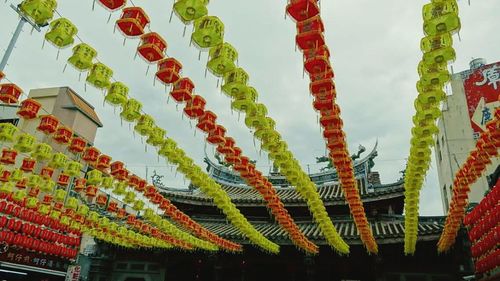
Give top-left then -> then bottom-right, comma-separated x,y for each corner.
84,143 -> 474,281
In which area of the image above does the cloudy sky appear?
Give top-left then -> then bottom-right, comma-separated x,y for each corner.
1,0 -> 498,216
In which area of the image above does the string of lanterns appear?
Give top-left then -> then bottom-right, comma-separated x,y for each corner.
0,74 -> 239,251
86,0 -> 319,254
437,109 -> 499,252
463,179 -> 500,276
168,0 -> 349,254
12,0 -> 278,253
285,0 -> 378,254
404,0 -> 461,254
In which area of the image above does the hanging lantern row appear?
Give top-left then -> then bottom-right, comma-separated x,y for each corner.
437,111 -> 499,253
464,179 -> 500,276
160,0 -> 351,253
285,0 -> 377,254
403,0 -> 461,255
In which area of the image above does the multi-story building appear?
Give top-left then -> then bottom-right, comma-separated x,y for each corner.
435,58 -> 500,213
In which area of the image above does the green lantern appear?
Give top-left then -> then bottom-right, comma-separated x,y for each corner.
19,0 -> 57,26
134,114 -> 155,136
40,179 -> 55,193
244,103 -> 268,129
86,169 -> 103,185
14,133 -> 36,153
132,200 -> 145,211
207,42 -> 238,77
221,67 -> 249,97
191,16 -> 224,49
422,1 -> 461,36
173,0 -> 209,23
113,181 -> 127,195
417,61 -> 450,87
87,63 -> 113,89
123,191 -> 136,204
158,138 -> 177,157
231,87 -> 258,113
105,82 -> 129,106
120,99 -> 142,122
65,161 -> 82,177
48,152 -> 67,169
45,18 -> 78,48
101,176 -> 114,190
68,43 -> 97,71
27,174 -> 41,188
146,127 -> 166,147
0,123 -> 18,143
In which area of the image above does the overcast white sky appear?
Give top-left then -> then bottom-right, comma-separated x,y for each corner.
1,0 -> 498,216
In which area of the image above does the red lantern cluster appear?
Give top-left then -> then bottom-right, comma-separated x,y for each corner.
286,0 -> 376,253
17,99 -> 42,119
438,110 -> 499,252
464,179 -> 500,276
0,83 -> 23,104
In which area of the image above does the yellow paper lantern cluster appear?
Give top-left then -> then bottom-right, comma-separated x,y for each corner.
404,0 -> 460,255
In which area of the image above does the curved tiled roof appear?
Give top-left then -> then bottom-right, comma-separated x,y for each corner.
195,215 -> 444,245
160,180 -> 404,206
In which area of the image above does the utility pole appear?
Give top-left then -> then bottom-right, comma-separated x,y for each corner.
0,4 -> 44,72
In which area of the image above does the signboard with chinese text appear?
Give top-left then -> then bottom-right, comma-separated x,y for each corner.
0,247 -> 69,272
463,62 -> 500,139
65,265 -> 81,281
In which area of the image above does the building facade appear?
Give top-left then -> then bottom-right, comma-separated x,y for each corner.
435,59 -> 500,213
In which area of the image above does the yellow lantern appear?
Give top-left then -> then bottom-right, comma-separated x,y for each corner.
68,43 -> 97,71
191,16 -> 224,49
9,169 -> 24,183
207,42 -> 238,77
422,1 -> 461,36
123,191 -> 136,203
49,209 -> 61,220
87,169 -> 103,185
132,200 -> 144,211
105,82 -> 129,106
65,196 -> 79,210
77,204 -> 89,216
48,152 -> 68,169
40,179 -> 55,193
45,18 -> 78,48
120,99 -> 142,122
38,204 -> 51,215
26,197 -> 38,209
146,127 -> 166,147
0,123 -> 18,142
86,211 -> 99,223
31,143 -> 53,161
231,87 -> 258,113
12,190 -> 27,202
14,133 -> 36,153
101,176 -> 114,189
19,0 -> 57,25
54,189 -> 67,202
245,103 -> 268,129
134,114 -> 155,136
173,0 -> 209,23
221,68 -> 249,97
65,161 -> 82,177
0,182 -> 15,195
113,181 -> 127,195
87,63 -> 113,89
26,174 -> 41,188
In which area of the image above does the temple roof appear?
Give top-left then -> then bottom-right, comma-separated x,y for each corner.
194,215 -> 444,245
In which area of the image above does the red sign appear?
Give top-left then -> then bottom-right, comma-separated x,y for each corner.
463,62 -> 500,138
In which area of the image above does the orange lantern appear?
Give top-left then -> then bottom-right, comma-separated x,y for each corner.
53,126 -> 73,144
217,137 -> 235,155
57,173 -> 71,186
107,200 -> 118,212
0,83 -> 23,104
28,186 -> 40,197
128,174 -> 140,188
144,185 -> 156,198
37,115 -> 59,134
20,158 -> 37,173
310,77 -> 335,97
156,58 -> 182,85
234,156 -> 250,172
136,179 -> 146,192
116,7 -> 150,37
170,78 -> 194,103
207,125 -> 226,145
113,168 -> 129,181
286,0 -> 320,22
98,0 -> 127,11
138,32 -> 167,63
225,147 -> 242,165
312,90 -> 335,111
82,147 -> 100,164
40,166 -> 54,179
85,185 -> 98,197
151,193 -> 162,204
97,154 -> 112,171
296,15 -> 325,51
110,161 -> 124,176
68,137 -> 87,154
196,110 -> 217,133
310,68 -> 334,82
1,148 -> 18,165
183,95 -> 206,119
0,170 -> 11,182
17,99 -> 42,119
74,178 -> 86,192
16,178 -> 27,189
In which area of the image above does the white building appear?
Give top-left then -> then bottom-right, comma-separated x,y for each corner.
435,58 -> 500,213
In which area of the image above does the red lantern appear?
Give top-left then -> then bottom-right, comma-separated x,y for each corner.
82,147 -> 100,164
1,148 -> 18,165
113,169 -> 129,181
21,158 -> 37,173
286,0 -> 320,22
128,174 -> 140,188
196,111 -> 217,133
151,193 -> 162,204
37,115 -> 59,134
138,32 -> 167,63
207,125 -> 226,145
116,208 -> 127,219
217,137 -> 235,154
296,15 -> 325,51
110,161 -> 124,176
116,7 -> 150,37
144,185 -> 156,198
234,156 -> 250,172
17,99 -> 42,119
28,186 -> 40,197
310,68 -> 334,82
40,166 -> 54,179
305,52 -> 331,77
312,90 -> 335,111
98,0 -> 127,11
310,78 -> 335,98
170,78 -> 194,103
85,185 -> 98,197
73,178 -> 86,192
107,200 -> 118,212
225,147 -> 242,164
16,178 -> 27,189
184,95 -> 206,119
97,154 -> 112,171
57,173 -> 71,186
136,179 -> 146,192
68,137 -> 87,154
0,170 -> 11,182
156,58 -> 182,85
53,126 -> 73,144
0,83 -> 23,104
